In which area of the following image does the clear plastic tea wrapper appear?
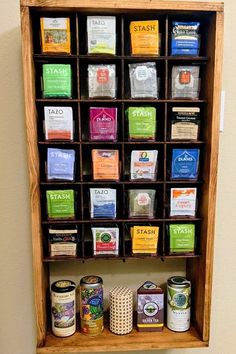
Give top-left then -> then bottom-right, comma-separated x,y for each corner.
129,189 -> 156,218
88,64 -> 116,98
130,150 -> 158,180
171,66 -> 200,99
129,62 -> 159,98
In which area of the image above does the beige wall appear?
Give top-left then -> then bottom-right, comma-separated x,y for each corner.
0,1 -> 236,354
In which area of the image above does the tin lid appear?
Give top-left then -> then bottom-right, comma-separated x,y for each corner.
51,280 -> 76,293
168,276 -> 191,288
80,275 -> 103,288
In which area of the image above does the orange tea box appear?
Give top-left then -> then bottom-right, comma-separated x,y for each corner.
92,149 -> 119,181
130,20 -> 160,55
131,226 -> 159,254
40,17 -> 71,54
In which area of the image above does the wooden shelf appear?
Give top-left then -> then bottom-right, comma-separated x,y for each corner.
37,325 -> 207,353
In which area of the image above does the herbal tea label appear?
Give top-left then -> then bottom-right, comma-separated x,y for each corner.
89,107 -> 117,141
47,148 -> 75,181
40,17 -> 71,54
171,22 -> 200,56
170,188 -> 197,217
171,107 -> 200,140
92,227 -> 119,256
130,20 -> 160,55
48,226 -> 78,257
130,150 -> 158,180
46,190 -> 75,219
127,107 -> 156,140
131,226 -> 159,254
87,16 -> 116,54
169,224 -> 195,253
90,188 -> 116,218
171,149 -> 200,179
42,64 -> 72,98
92,149 -> 119,180
44,106 -> 73,141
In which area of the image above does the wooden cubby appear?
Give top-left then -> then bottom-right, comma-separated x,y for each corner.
20,1 -> 224,353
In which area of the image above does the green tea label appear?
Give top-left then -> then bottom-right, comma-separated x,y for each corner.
169,224 -> 195,253
42,64 -> 72,98
127,107 -> 156,140
46,190 -> 75,219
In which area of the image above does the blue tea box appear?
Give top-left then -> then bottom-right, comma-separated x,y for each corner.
171,149 -> 200,179
171,22 -> 200,56
47,148 -> 75,181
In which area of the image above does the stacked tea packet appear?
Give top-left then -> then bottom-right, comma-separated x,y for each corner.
88,64 -> 116,98
129,62 -> 159,98
42,64 -> 72,98
87,16 -> 116,54
130,150 -> 158,180
47,148 -> 75,181
90,188 -> 116,218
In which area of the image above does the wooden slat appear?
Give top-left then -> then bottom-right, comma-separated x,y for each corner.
20,0 -> 224,12
20,6 -> 47,347
37,326 -> 207,353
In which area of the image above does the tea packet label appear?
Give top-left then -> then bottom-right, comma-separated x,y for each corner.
44,106 -> 73,141
171,107 -> 200,140
129,189 -> 156,218
48,226 -> 78,256
92,149 -> 119,180
170,188 -> 197,217
169,224 -> 195,253
130,20 -> 160,55
46,190 -> 75,219
171,21 -> 200,56
130,150 -> 158,180
92,227 -> 119,255
171,66 -> 200,99
88,64 -> 116,98
47,148 -> 75,181
87,16 -> 116,54
89,107 -> 117,141
171,149 -> 200,179
40,17 -> 71,54
90,188 -> 116,218
127,107 -> 156,140
131,226 -> 159,254
42,64 -> 72,98
129,62 -> 158,98
137,281 -> 164,331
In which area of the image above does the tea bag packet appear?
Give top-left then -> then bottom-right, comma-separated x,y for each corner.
131,226 -> 159,254
40,17 -> 71,54
171,66 -> 200,99
170,187 -> 197,217
130,150 -> 158,181
48,225 -> 78,257
127,107 -> 156,140
168,224 -> 195,254
129,62 -> 159,98
89,107 -> 117,141
92,149 -> 119,181
171,149 -> 200,179
92,226 -> 119,255
47,148 -> 75,181
87,16 -> 116,55
46,190 -> 75,219
42,64 -> 72,98
130,20 -> 160,55
171,22 -> 200,56
170,107 -> 200,140
88,64 -> 116,98
44,106 -> 73,141
90,188 -> 116,218
129,189 -> 156,218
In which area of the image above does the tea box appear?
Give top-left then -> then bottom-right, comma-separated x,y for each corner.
40,17 -> 71,54
47,148 -> 75,181
87,16 -> 116,54
89,107 -> 117,141
90,188 -> 116,219
92,149 -> 119,181
46,189 -> 75,219
171,21 -> 200,56
137,281 -> 164,332
129,62 -> 158,98
44,106 -> 73,141
171,148 -> 200,179
127,107 -> 156,140
170,107 -> 200,140
169,224 -> 195,254
170,188 -> 197,217
42,64 -> 72,98
131,226 -> 159,254
130,20 -> 160,55
92,226 -> 119,255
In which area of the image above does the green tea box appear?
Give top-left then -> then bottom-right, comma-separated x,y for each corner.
127,107 -> 156,140
169,224 -> 195,254
42,64 -> 72,98
46,190 -> 75,219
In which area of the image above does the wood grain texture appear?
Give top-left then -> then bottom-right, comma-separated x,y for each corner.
37,326 -> 207,353
20,0 -> 224,12
20,6 -> 48,347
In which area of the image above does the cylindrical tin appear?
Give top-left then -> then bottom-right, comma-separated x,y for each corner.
51,280 -> 76,337
167,276 -> 191,332
80,275 -> 103,336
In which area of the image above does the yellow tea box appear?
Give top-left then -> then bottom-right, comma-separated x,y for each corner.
92,149 -> 119,181
40,17 -> 71,54
130,20 -> 160,55
131,226 -> 159,254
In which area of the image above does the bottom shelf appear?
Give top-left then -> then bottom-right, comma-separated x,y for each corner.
37,325 -> 207,353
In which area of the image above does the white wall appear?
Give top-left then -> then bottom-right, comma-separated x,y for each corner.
0,1 -> 236,354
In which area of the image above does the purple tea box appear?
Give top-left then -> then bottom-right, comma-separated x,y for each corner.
89,107 -> 117,141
